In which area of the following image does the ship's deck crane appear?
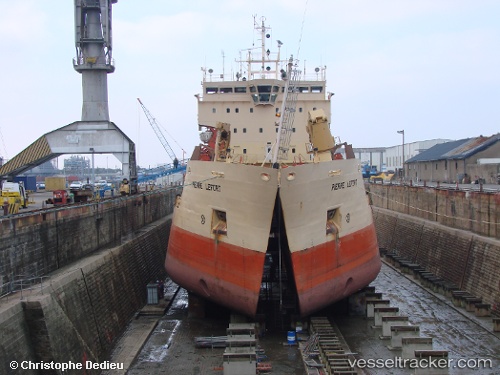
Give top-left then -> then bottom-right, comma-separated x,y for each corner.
137,98 -> 179,163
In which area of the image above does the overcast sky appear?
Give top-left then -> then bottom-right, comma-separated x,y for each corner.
0,0 -> 498,169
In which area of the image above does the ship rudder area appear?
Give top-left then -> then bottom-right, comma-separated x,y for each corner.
257,192 -> 299,331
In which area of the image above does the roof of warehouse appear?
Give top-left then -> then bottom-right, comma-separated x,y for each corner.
406,134 -> 500,163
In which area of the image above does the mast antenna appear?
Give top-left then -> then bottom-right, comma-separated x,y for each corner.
296,0 -> 309,61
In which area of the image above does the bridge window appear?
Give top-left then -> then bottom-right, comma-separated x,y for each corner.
206,87 -> 218,94
220,87 -> 233,93
235,87 -> 246,93
311,86 -> 323,93
250,85 -> 277,104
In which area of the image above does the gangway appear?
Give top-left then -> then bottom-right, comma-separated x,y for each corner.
271,57 -> 301,166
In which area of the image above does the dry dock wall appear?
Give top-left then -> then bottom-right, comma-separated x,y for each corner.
368,183 -> 500,239
0,215 -> 172,375
0,188 -> 179,374
0,189 -> 179,292
373,206 -> 500,316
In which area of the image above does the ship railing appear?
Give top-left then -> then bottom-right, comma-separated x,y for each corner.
201,70 -> 326,83
0,274 -> 51,301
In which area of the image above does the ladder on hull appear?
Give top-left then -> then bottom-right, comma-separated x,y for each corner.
272,58 -> 301,166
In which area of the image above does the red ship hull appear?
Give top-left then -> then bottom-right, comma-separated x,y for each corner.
166,222 -> 380,317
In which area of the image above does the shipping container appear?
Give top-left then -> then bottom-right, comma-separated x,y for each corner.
45,177 -> 67,191
14,176 -> 37,192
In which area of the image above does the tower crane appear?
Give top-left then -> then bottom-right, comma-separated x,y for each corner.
137,98 -> 179,163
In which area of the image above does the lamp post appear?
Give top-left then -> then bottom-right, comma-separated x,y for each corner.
397,130 -> 405,179
90,148 -> 95,186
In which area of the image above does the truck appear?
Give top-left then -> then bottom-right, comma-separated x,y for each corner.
70,183 -> 94,203
362,164 -> 378,179
1,181 -> 28,209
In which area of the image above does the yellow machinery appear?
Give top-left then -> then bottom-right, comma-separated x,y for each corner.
1,181 -> 28,213
119,178 -> 130,196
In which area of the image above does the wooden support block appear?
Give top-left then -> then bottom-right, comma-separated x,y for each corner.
366,299 -> 390,318
493,318 -> 500,332
451,291 -> 471,307
464,297 -> 482,312
373,307 -> 400,327
474,303 -> 491,317
389,325 -> 420,349
381,316 -> 409,338
402,337 -> 433,359
414,350 -> 449,375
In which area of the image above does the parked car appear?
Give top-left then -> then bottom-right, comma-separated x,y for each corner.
69,181 -> 84,189
95,180 -> 108,189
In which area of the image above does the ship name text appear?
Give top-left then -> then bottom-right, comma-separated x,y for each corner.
193,181 -> 221,192
331,179 -> 358,191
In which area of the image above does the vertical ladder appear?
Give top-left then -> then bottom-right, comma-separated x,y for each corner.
272,58 -> 301,165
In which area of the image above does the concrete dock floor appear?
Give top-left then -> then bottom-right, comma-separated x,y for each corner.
104,261 -> 499,375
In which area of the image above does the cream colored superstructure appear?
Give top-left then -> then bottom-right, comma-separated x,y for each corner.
197,78 -> 330,165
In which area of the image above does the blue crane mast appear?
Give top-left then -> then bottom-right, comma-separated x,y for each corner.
137,98 -> 178,163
